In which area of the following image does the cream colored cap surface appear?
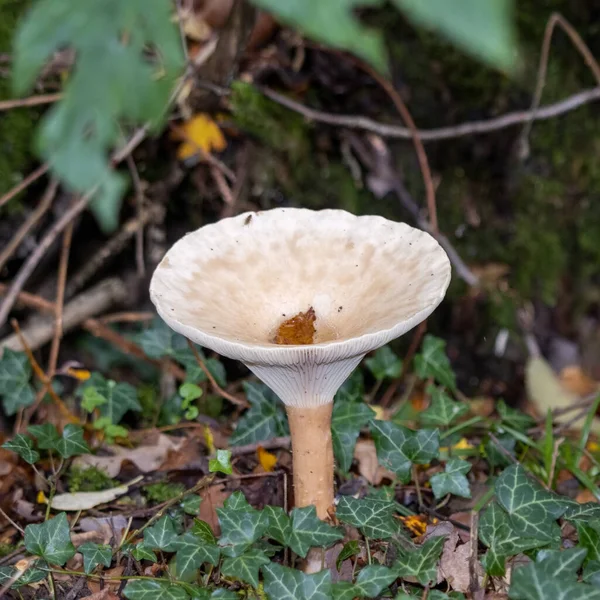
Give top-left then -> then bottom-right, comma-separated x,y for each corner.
150,208 -> 450,405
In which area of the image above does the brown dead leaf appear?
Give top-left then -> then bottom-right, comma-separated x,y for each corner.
199,482 -> 229,536
73,433 -> 185,477
273,307 -> 316,345
80,516 -> 128,546
71,530 -> 106,547
576,488 -> 599,504
353,439 -> 395,485
80,588 -> 118,600
559,365 -> 599,397
87,565 -> 123,594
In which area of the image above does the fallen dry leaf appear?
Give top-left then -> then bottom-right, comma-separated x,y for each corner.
87,565 -> 123,594
80,516 -> 128,546
559,365 -> 599,397
71,530 -> 106,547
80,588 -> 118,600
50,477 -> 142,511
199,482 -> 229,536
273,307 -> 316,345
73,434 -> 185,477
173,114 -> 227,161
353,439 -> 394,485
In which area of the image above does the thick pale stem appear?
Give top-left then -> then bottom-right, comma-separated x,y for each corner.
285,403 -> 334,520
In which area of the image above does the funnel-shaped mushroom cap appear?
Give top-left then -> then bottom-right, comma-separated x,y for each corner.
150,208 -> 450,406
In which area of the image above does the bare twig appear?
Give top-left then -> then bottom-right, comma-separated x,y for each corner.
0,506 -> 24,535
259,85 -> 600,142
230,435 -> 291,456
100,311 -> 154,324
125,154 -> 147,278
0,163 -> 49,209
0,191 -> 94,327
0,557 -> 37,598
0,179 -> 59,273
0,92 -> 62,111
187,340 -> 249,408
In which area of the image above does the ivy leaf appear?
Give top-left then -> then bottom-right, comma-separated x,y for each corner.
173,532 -> 220,580
217,491 -> 267,556
392,0 -> 516,72
583,560 -> 600,586
336,496 -> 400,539
181,495 -> 202,516
495,464 -> 568,542
221,548 -> 270,587
485,434 -> 516,468
82,373 -> 141,424
353,564 -> 397,597
143,515 -> 180,552
508,548 -> 600,600
138,319 -> 187,359
370,420 -> 439,482
13,0 -> 184,233
264,505 -> 291,546
413,335 -> 456,391
336,540 -> 360,570
24,513 -> 76,566
0,349 -> 35,415
496,399 -> 535,432
2,434 -> 40,464
229,382 -> 288,446
28,423 -> 60,450
79,542 -> 112,574
249,0 -> 387,74
192,519 -> 217,545
123,579 -> 190,600
332,400 -> 375,472
81,386 -> 108,412
577,523 -> 600,564
420,386 -> 467,427
564,503 -> 600,523
262,562 -> 331,600
394,536 -> 446,585
55,424 -> 90,458
209,449 -> 232,475
365,346 -> 402,381
132,545 -> 157,562
479,501 -> 550,576
0,564 -> 47,589
430,459 -> 471,499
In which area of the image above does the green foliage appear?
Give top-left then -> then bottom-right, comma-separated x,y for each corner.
497,399 -> 536,431
27,423 -> 60,449
264,505 -> 343,558
79,542 -> 112,574
172,531 -> 220,580
123,579 -> 189,600
419,385 -> 468,427
336,496 -> 401,539
13,0 -> 184,232
0,349 -> 35,415
332,564 -> 397,599
394,536 -> 446,585
179,383 -> 203,421
331,399 -> 375,472
209,449 -> 233,475
221,548 -> 269,587
430,458 -> 472,499
2,434 -> 39,464
82,373 -> 141,424
229,381 -> 289,446
24,512 -> 76,566
143,515 -> 181,552
336,540 -> 360,569
370,420 -> 439,482
217,492 -> 268,557
67,465 -> 116,493
413,335 -> 457,391
25,423 -> 89,458
262,562 -> 331,600
365,346 -> 402,381
145,482 -> 186,503
0,563 -> 46,589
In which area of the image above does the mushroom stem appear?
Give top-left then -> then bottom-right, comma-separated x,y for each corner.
285,403 -> 334,520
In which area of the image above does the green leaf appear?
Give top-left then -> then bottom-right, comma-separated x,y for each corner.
262,562 -> 331,600
413,335 -> 456,391
353,564 -> 397,597
13,0 -> 184,233
209,449 -> 232,475
28,423 -> 61,449
394,536 -> 446,585
81,386 -> 108,412
24,513 -> 76,566
392,0 -> 516,71
2,434 -> 40,464
55,424 -> 90,458
221,548 -> 270,587
336,496 -> 400,539
332,400 -> 375,472
79,542 -> 112,574
264,505 -> 343,558
173,532 -> 220,580
496,399 -> 535,432
479,501 -> 548,576
564,503 -> 600,523
123,579 -> 190,600
430,459 -> 471,499
217,492 -> 267,556
535,547 -> 588,578
192,519 -> 217,545
484,434 -> 516,468
495,464 -> 568,542
0,564 -> 47,589
143,515 -> 180,552
365,346 -> 402,381
180,383 -> 203,401
181,495 -> 202,516
370,420 -> 439,482
583,560 -> 600,586
249,0 -> 388,73
132,545 -> 157,562
336,540 -> 360,570
420,386 -> 468,427
230,382 -> 288,446
138,319 -> 186,359
82,373 -> 141,424
577,523 -> 600,564
0,349 -> 35,415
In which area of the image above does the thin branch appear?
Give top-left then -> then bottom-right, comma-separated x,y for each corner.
125,154 -> 147,278
0,163 -> 49,209
259,85 -> 600,142
0,92 -> 62,111
0,179 -> 58,273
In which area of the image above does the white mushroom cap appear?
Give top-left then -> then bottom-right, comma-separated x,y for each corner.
150,208 -> 450,407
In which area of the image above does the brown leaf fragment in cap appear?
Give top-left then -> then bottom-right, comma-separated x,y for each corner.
273,307 -> 316,345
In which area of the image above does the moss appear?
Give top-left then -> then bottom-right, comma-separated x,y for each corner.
0,543 -> 17,558
0,0 -> 37,209
67,466 -> 117,493
144,481 -> 185,503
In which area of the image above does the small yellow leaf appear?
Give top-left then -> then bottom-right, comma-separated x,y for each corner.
369,405 -> 386,421
37,491 -> 48,504
257,446 -> 277,472
204,425 -> 215,455
588,441 -> 600,453
453,438 -> 474,451
175,114 -> 227,160
399,514 -> 428,537
66,368 -> 91,381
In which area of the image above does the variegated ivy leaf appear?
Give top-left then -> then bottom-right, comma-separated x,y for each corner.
123,579 -> 189,600
142,515 -> 180,552
430,458 -> 472,499
413,335 -> 456,391
419,385 -> 467,427
332,564 -> 397,599
0,349 -> 35,415
172,531 -> 220,580
262,562 -> 331,600
336,496 -> 401,539
221,548 -> 270,588
331,400 -> 375,472
79,542 -> 112,574
217,491 -> 267,557
24,513 -> 76,566
81,373 -> 141,424
394,536 -> 446,586
2,434 -> 39,464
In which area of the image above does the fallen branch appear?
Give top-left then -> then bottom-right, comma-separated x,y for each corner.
259,85 -> 600,142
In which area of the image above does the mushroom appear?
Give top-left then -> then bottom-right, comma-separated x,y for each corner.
150,208 -> 450,519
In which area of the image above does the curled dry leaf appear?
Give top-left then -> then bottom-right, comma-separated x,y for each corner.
73,433 -> 185,477
50,476 -> 142,511
353,439 -> 395,485
87,565 -> 123,595
80,516 -> 128,546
